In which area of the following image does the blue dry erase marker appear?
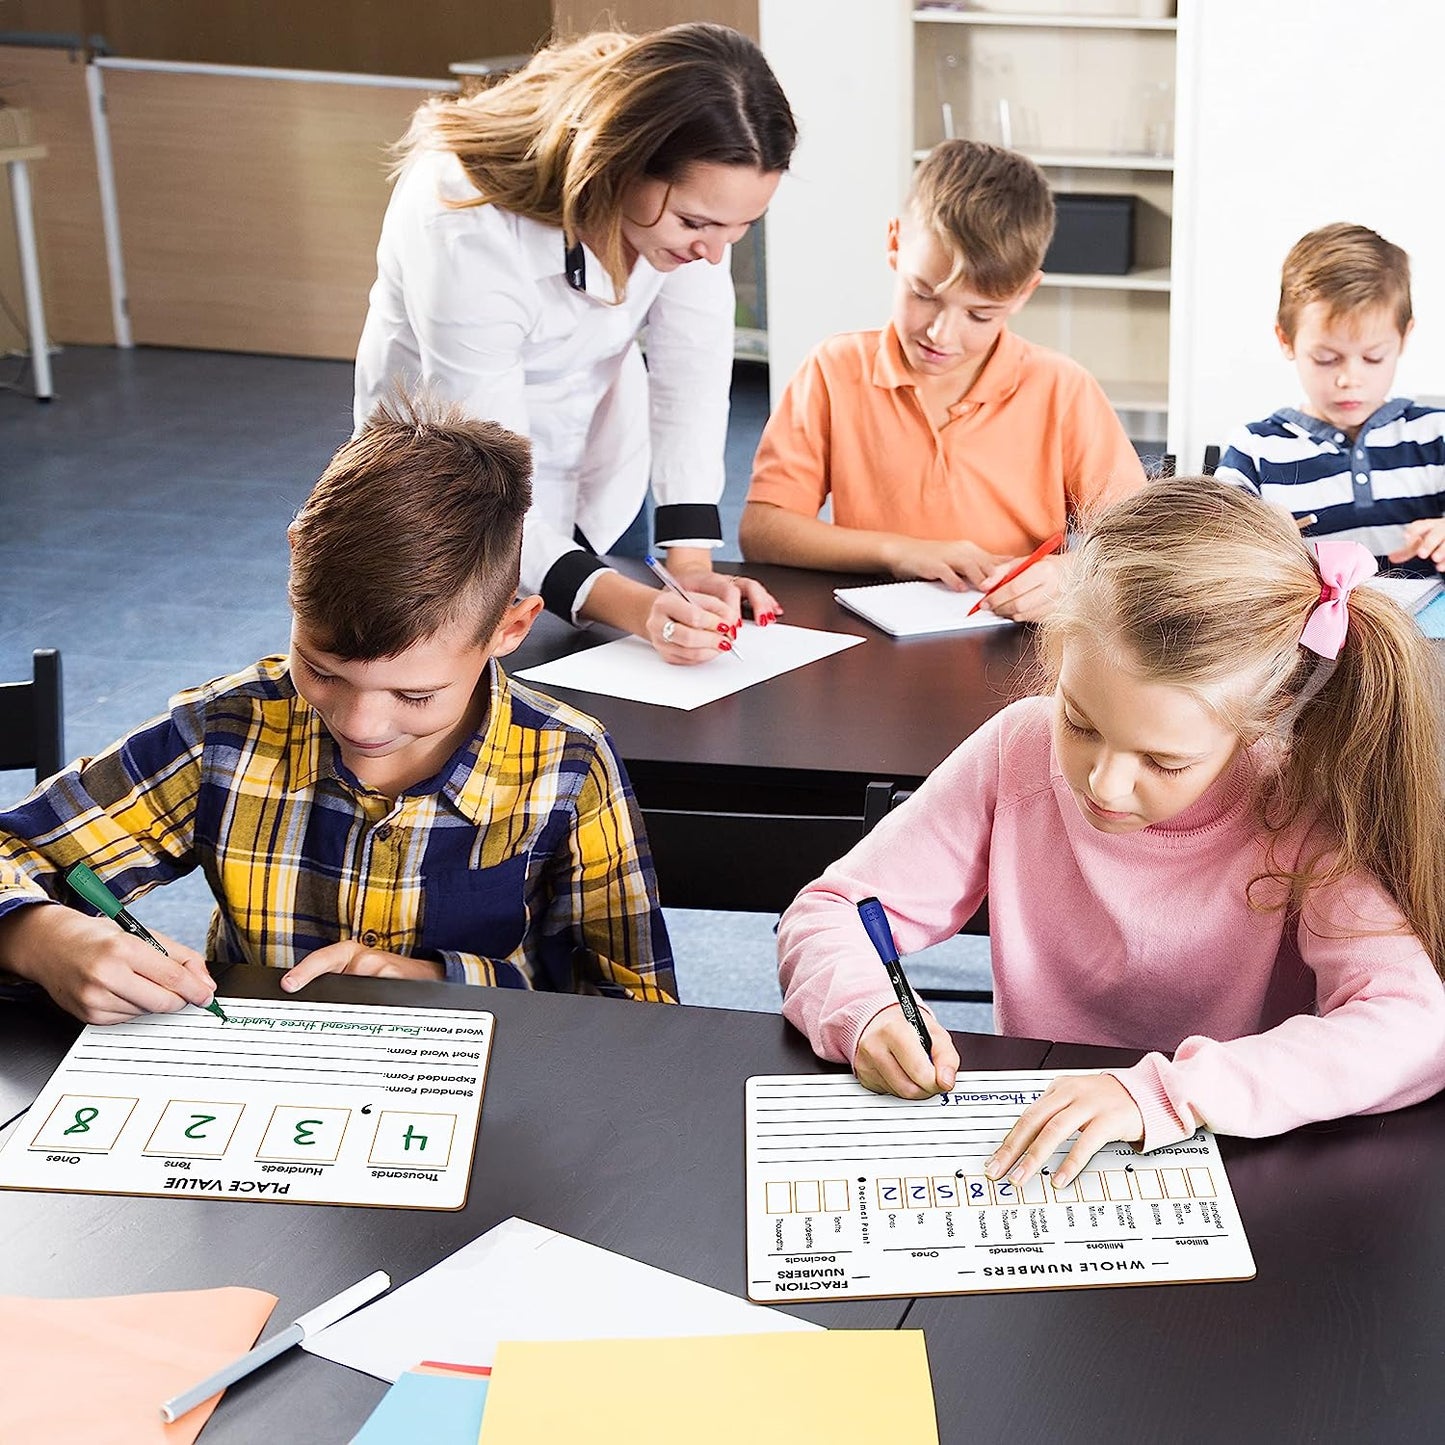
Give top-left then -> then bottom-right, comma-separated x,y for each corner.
856,896 -> 933,1060
644,553 -> 742,658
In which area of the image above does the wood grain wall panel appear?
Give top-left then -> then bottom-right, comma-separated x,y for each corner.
4,2 -> 554,79
551,2 -> 757,40
0,45 -> 115,349
101,68 -> 441,359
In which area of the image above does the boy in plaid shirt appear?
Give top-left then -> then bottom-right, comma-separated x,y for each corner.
0,396 -> 674,1023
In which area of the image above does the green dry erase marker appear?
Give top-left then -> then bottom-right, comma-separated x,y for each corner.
65,862 -> 228,1022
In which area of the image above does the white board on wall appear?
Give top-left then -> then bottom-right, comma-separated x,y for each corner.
758,0 -> 913,410
1169,0 -> 1445,472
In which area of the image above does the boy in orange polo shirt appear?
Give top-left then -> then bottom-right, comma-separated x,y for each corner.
739,141 -> 1146,619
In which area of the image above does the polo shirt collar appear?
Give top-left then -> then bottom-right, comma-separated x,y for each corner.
517,215 -> 620,303
1273,398 -> 1413,446
871,323 -> 1027,406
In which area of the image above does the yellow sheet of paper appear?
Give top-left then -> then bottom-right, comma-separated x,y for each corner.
0,1286 -> 277,1445
477,1329 -> 938,1445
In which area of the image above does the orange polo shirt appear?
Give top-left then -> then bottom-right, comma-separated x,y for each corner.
747,325 -> 1147,556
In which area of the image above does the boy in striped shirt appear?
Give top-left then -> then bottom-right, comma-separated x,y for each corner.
0,396 -> 674,1023
1217,223 -> 1445,576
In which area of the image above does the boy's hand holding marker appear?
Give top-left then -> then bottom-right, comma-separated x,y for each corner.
0,889 -> 218,1026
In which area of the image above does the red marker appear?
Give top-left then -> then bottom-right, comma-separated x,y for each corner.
967,530 -> 1066,616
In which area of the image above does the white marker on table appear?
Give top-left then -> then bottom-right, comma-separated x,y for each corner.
160,1270 -> 391,1422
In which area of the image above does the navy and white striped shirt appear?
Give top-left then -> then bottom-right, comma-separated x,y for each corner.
1217,399 -> 1445,577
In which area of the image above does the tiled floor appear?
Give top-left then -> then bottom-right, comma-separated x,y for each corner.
2,345 -> 995,1027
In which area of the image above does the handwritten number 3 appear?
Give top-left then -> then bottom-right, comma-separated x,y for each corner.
294,1118 -> 323,1146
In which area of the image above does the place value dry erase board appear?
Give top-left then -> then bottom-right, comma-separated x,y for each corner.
0,999 -> 492,1209
746,1071 -> 1255,1301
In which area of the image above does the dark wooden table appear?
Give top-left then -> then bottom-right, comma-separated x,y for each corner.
0,969 -> 1049,1444
511,562 -> 1038,910
7,977 -> 1439,1443
908,1037 -> 1445,1445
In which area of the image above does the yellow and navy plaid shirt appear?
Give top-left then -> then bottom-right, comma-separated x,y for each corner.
0,656 -> 675,1001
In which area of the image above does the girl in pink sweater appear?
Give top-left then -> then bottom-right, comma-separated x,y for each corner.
779,479 -> 1445,1186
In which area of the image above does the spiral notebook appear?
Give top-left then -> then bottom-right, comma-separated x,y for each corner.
1367,575 -> 1445,614
833,580 -> 1018,638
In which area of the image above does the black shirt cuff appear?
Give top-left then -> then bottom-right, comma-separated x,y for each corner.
653,503 -> 723,547
541,548 -> 611,621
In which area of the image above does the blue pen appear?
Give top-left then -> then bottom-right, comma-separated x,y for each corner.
856,897 -> 933,1060
644,553 -> 742,658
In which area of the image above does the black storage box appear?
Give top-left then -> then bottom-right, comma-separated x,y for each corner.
1043,193 -> 1136,276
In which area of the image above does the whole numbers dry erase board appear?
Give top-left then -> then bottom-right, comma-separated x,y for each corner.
0,999 -> 493,1209
745,1071 -> 1255,1301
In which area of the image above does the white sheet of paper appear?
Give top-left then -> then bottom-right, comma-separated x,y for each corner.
833,581 -> 1018,637
1367,575 -> 1445,614
304,1216 -> 819,1381
746,1072 -> 1255,1302
0,1000 -> 493,1210
515,624 -> 864,710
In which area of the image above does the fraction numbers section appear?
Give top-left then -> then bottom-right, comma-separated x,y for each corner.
29,1094 -> 138,1153
765,1178 -> 850,1214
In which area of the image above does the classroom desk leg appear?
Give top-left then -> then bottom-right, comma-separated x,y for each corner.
7,157 -> 53,402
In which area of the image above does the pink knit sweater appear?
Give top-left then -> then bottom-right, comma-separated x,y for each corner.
778,697 -> 1445,1151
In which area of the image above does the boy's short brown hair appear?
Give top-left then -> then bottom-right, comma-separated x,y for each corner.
288,392 -> 533,659
906,139 -> 1054,299
1277,222 -> 1412,341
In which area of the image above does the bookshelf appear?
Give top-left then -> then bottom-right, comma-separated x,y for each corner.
912,4 -> 1178,435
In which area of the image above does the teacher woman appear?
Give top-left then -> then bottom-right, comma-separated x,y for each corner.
355,24 -> 797,664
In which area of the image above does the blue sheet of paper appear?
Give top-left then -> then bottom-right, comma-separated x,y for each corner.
1415,594 -> 1445,639
351,1368 -> 488,1444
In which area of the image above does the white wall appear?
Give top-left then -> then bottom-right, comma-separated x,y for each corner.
1169,0 -> 1445,471
758,0 -> 912,409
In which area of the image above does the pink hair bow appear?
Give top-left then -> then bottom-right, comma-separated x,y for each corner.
1299,540 -> 1377,659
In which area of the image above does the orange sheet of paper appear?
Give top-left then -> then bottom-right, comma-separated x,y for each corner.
477,1330 -> 939,1444
0,1286 -> 277,1444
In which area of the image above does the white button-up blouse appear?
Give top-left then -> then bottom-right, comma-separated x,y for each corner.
354,149 -> 734,618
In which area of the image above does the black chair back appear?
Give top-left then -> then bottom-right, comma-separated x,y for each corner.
0,649 -> 65,782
